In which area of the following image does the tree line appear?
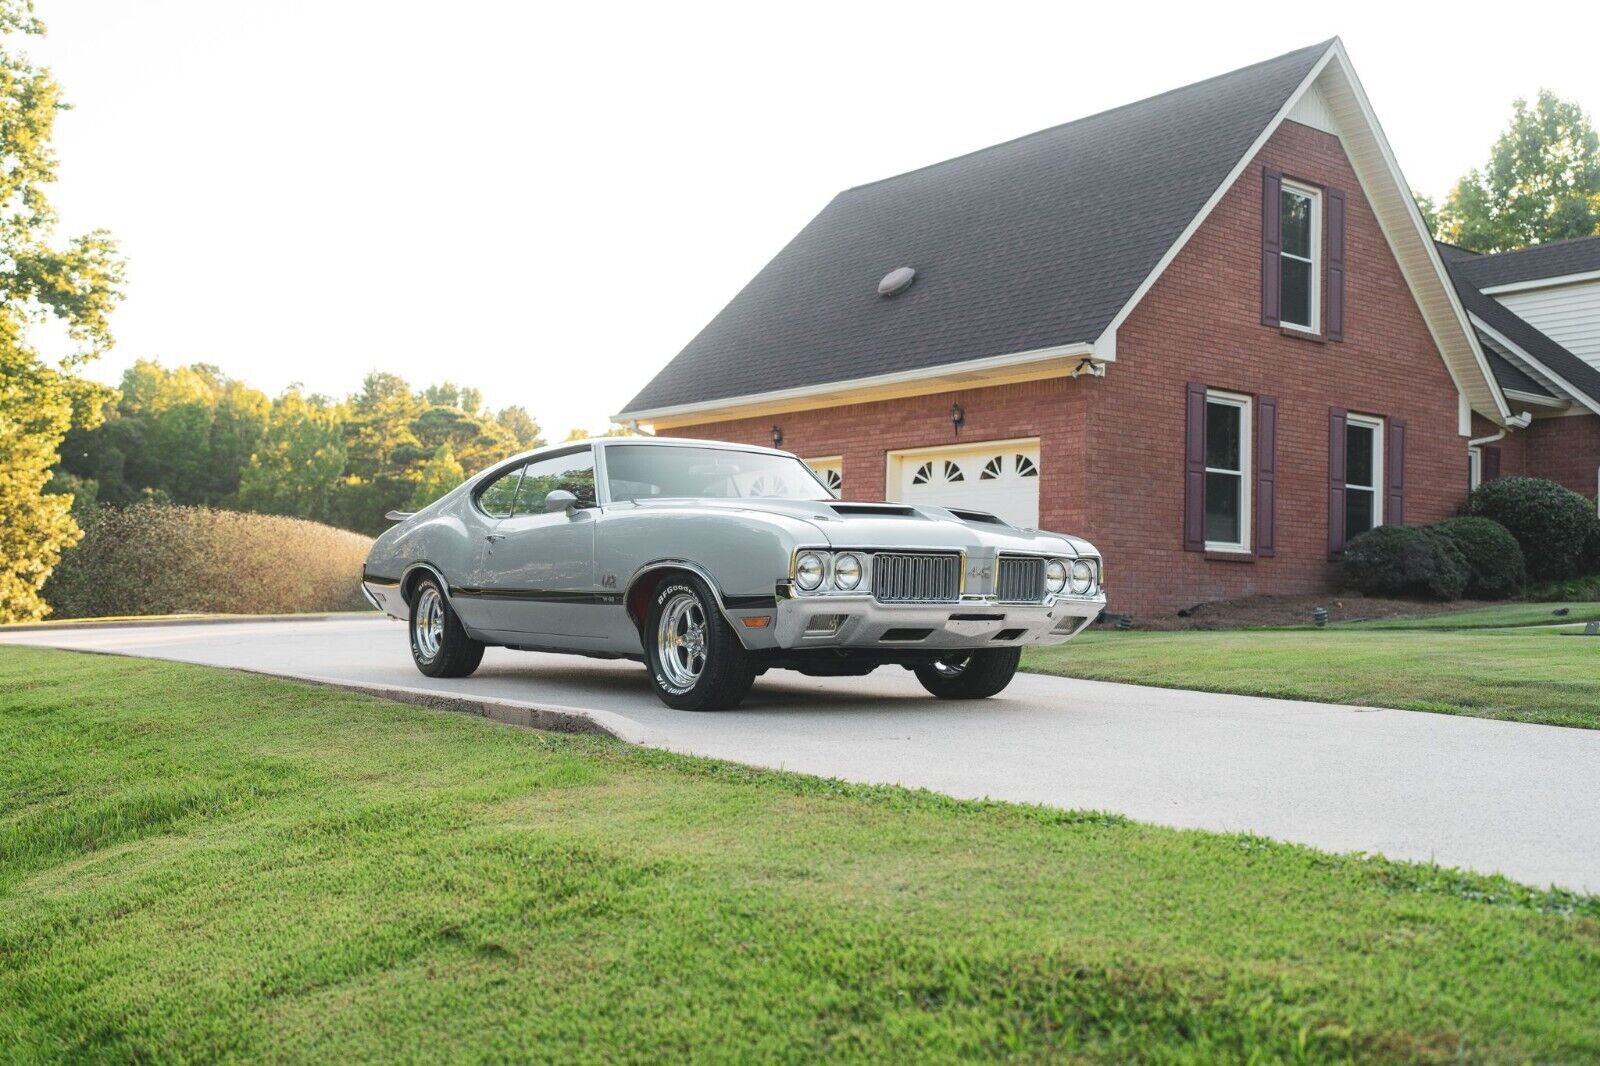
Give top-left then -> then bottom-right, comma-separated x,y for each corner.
51,362 -> 546,536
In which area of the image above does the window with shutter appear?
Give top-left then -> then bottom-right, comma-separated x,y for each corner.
1255,395 -> 1278,557
1326,187 -> 1346,341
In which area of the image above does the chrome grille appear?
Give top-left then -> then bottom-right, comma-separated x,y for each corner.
871,553 -> 961,604
996,556 -> 1046,603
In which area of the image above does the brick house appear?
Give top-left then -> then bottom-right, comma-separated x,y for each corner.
616,39 -> 1600,615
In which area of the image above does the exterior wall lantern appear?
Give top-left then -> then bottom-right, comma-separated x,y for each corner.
771,425 -> 783,448
950,403 -> 964,437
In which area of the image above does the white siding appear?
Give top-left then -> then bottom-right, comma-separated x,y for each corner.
1495,278 -> 1600,373
1286,82 -> 1338,135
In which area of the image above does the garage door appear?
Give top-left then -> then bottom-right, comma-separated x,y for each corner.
888,439 -> 1040,528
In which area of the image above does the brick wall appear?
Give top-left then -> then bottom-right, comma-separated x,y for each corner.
1520,415 -> 1600,502
666,121 -> 1479,616
1088,121 -> 1470,613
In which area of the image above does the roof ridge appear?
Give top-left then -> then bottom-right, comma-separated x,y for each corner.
841,38 -> 1335,196
1474,232 -> 1600,260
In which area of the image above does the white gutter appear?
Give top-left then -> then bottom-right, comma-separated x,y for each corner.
1468,410 -> 1532,450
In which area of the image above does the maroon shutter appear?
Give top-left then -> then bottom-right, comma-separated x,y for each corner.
1326,187 -> 1346,341
1261,169 -> 1283,326
1483,446 -> 1501,483
1385,418 -> 1406,525
1184,383 -> 1208,552
1254,394 -> 1278,557
1328,407 -> 1348,558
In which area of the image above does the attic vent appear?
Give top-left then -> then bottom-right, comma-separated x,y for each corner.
877,266 -> 916,297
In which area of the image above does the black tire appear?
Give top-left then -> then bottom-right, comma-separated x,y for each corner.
644,574 -> 756,711
913,648 -> 1021,700
408,575 -> 485,678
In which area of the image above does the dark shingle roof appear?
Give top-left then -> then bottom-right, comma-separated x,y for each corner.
1450,235 -> 1600,290
1474,329 -> 1554,398
1438,242 -> 1600,409
621,41 -> 1333,414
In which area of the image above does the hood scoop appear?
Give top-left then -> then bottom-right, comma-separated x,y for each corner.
830,503 -> 919,517
948,508 -> 1010,527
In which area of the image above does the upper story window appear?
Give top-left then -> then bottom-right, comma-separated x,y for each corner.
1344,414 -> 1383,537
1279,181 -> 1321,332
1204,390 -> 1252,552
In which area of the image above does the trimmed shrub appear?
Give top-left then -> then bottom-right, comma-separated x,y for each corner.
43,504 -> 373,619
1460,476 -> 1600,581
1339,525 -> 1468,601
1428,517 -> 1526,599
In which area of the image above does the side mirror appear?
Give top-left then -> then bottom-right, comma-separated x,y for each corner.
544,489 -> 578,513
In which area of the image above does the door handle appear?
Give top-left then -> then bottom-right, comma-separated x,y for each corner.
485,533 -> 506,543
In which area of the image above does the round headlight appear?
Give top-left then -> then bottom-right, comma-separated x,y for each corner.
1045,559 -> 1068,594
1069,559 -> 1095,595
794,552 -> 826,591
833,553 -> 862,590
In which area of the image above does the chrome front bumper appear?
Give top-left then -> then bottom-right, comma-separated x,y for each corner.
727,592 -> 1104,652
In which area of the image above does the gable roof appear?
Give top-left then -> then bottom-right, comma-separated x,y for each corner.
1439,241 -> 1600,414
620,40 -> 1507,427
1448,235 -> 1600,291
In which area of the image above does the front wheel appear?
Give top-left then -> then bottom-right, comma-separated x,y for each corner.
645,576 -> 756,711
409,576 -> 485,678
913,648 -> 1021,700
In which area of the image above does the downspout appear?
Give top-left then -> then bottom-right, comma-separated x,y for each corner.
1467,410 -> 1532,450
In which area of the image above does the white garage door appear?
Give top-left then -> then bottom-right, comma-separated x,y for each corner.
888,439 -> 1040,528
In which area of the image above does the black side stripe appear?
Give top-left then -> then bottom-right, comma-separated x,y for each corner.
451,587 -> 625,606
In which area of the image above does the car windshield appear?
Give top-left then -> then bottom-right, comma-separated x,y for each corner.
605,444 -> 833,502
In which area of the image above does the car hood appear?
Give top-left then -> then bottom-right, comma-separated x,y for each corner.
623,498 -> 1093,557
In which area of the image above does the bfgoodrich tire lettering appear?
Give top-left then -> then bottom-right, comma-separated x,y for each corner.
913,648 -> 1021,700
645,575 -> 756,711
409,575 -> 485,678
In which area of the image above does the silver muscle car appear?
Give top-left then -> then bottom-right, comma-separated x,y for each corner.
361,437 -> 1105,711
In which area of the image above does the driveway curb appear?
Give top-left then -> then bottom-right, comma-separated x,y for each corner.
0,612 -> 374,634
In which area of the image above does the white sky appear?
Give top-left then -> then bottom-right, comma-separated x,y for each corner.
27,1 -> 1600,439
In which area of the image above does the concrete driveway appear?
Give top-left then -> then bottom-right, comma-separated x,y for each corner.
3,614 -> 1597,893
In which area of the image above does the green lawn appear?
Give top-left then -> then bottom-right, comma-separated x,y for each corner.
1026,621 -> 1600,728
3,648 -> 1599,1062
1325,601 -> 1600,631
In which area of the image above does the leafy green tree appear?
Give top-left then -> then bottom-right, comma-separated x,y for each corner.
237,389 -> 347,520
0,1 -> 125,622
1437,91 -> 1600,252
56,360 -> 270,507
494,405 -> 544,450
405,443 -> 466,510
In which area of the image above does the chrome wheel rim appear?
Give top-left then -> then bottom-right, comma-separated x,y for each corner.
932,656 -> 970,678
414,586 -> 445,660
657,591 -> 708,689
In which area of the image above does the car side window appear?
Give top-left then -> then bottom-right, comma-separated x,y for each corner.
513,449 -> 597,514
477,465 -> 524,519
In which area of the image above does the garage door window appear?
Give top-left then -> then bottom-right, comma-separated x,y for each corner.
1204,391 -> 1252,552
889,439 -> 1041,529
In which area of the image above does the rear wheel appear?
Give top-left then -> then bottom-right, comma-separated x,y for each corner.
409,576 -> 484,678
645,575 -> 755,711
913,648 -> 1021,700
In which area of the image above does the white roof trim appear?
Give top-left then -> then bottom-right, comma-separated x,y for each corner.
613,341 -> 1095,424
1505,388 -> 1570,409
1470,312 -> 1600,418
1092,38 -> 1510,424
1481,269 -> 1600,295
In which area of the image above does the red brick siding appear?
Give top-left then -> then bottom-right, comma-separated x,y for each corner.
669,377 -> 1093,534
666,121 -> 1476,615
1520,415 -> 1600,501
1088,121 -> 1468,613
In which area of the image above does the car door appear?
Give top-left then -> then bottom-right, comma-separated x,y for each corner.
474,446 -> 602,637
454,461 -> 524,633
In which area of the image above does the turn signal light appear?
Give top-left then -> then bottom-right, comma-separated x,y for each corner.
741,616 -> 773,629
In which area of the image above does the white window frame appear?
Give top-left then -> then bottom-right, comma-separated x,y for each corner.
1203,390 -> 1252,553
1468,447 -> 1482,492
1345,413 -> 1384,536
1279,179 -> 1321,333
